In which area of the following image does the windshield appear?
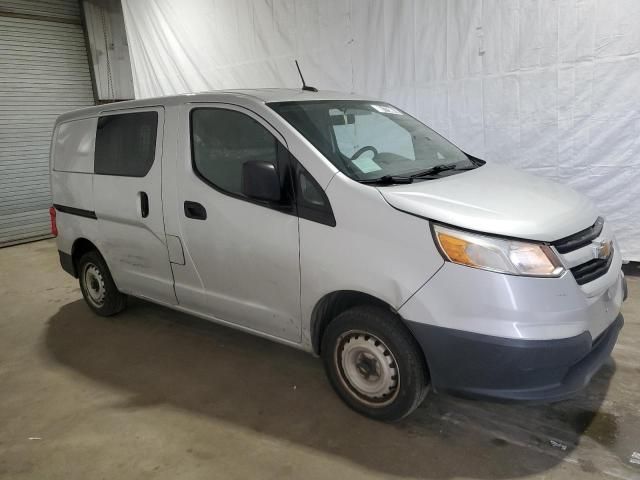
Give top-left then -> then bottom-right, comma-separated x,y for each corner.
269,100 -> 476,183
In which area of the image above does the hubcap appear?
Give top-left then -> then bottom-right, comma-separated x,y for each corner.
83,263 -> 106,307
335,330 -> 399,407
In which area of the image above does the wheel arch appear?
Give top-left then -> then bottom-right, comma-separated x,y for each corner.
310,290 -> 397,355
70,237 -> 101,278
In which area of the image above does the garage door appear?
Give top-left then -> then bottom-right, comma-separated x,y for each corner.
0,1 -> 95,246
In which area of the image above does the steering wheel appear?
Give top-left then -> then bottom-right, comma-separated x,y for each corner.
350,146 -> 378,161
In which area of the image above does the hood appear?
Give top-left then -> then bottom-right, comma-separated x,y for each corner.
379,163 -> 598,242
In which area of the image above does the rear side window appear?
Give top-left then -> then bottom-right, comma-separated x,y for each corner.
190,108 -> 279,195
52,117 -> 98,173
95,111 -> 158,176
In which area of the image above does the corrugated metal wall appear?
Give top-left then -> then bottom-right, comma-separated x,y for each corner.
0,0 -> 95,246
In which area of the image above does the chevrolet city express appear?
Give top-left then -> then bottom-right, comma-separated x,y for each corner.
49,89 -> 627,421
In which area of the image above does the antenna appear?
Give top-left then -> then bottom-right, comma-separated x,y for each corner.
295,60 -> 318,92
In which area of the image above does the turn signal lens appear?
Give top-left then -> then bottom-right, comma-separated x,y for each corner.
437,233 -> 477,265
434,224 -> 564,277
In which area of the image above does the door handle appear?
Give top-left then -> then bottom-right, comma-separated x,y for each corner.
184,201 -> 207,220
139,191 -> 149,218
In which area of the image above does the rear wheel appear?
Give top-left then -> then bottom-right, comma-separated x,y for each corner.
77,250 -> 127,316
321,305 -> 429,421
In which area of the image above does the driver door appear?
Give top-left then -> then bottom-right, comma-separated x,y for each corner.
171,104 -> 302,342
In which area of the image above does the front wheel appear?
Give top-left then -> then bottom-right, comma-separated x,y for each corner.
321,305 -> 429,421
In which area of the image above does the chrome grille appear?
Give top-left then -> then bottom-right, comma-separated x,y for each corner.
552,217 -> 613,286
553,217 -> 604,253
569,250 -> 614,285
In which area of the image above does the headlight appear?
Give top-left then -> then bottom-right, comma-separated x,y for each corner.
432,224 -> 564,277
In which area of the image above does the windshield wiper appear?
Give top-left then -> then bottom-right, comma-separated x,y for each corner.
357,175 -> 413,185
409,163 -> 458,178
358,162 -> 478,185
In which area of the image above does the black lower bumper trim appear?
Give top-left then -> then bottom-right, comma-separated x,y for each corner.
58,250 -> 76,277
406,314 -> 623,402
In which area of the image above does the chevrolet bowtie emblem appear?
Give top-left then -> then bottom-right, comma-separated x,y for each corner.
593,240 -> 612,260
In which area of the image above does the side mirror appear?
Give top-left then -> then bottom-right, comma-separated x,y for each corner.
241,161 -> 281,202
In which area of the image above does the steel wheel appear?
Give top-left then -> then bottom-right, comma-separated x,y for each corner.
77,250 -> 127,316
82,262 -> 106,308
334,330 -> 400,407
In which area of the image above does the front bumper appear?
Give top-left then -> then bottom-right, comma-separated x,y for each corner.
398,255 -> 625,402
406,313 -> 623,401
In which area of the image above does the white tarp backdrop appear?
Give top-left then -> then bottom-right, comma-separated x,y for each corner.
122,0 -> 640,260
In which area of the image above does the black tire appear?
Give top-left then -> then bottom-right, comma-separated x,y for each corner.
77,250 -> 127,316
321,305 -> 429,421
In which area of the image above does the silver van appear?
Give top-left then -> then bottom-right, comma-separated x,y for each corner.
49,89 -> 626,421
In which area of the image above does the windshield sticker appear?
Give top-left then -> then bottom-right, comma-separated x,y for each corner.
371,104 -> 402,115
352,156 -> 383,173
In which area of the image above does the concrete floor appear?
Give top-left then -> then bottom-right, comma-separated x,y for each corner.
1,239 -> 639,480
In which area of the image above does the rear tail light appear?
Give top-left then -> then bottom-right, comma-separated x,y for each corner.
49,206 -> 58,237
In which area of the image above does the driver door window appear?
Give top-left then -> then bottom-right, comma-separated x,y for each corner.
190,108 -> 294,210
191,108 -> 278,195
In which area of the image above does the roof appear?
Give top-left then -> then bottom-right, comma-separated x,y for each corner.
219,88 -> 372,103
55,88 -> 374,124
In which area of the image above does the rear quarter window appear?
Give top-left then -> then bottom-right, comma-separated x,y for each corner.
95,111 -> 158,177
52,117 -> 98,173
